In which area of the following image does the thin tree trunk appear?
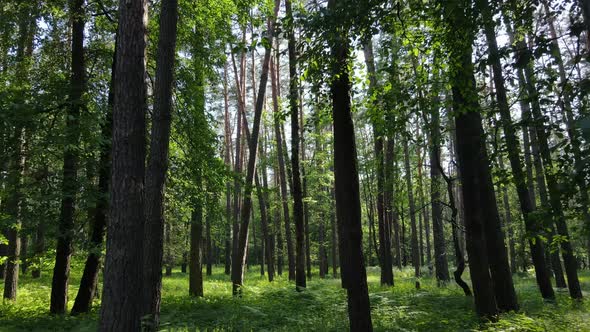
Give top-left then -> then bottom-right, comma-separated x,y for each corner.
223,64 -> 232,276
141,0 -> 179,326
285,0 -> 306,290
99,0 -> 148,329
231,1 -> 280,295
363,39 -> 393,286
479,1 -> 552,303
71,43 -> 115,316
270,51 -> 295,282
50,0 -> 85,314
206,193 -> 213,277
403,137 -> 420,289
189,196 -> 204,297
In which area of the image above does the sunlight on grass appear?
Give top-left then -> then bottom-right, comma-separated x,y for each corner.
1,263 -> 589,331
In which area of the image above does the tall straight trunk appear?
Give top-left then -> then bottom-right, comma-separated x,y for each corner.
429,99 -> 450,284
189,196 -> 204,297
4,0 -> 35,301
274,170 -> 284,276
330,188 -> 338,278
285,0 -> 306,289
71,43 -> 116,316
544,1 -> 590,272
523,55 -> 583,299
50,0 -> 85,314
363,39 -> 393,286
417,153 -> 431,267
141,0 -> 178,326
497,157 -> 517,274
270,50 -> 295,281
479,0 -> 552,302
99,0 -> 148,330
206,194 -> 213,276
231,0 -> 280,295
261,138 -> 275,280
319,214 -> 327,278
255,170 -> 273,281
223,64 -> 232,276
443,1 -> 499,318
403,137 -> 420,289
3,128 -> 25,300
327,1 -> 372,327
230,29 -> 247,280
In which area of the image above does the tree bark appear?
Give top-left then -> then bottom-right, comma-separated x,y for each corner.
71,40 -> 116,316
99,0 -> 148,329
328,1 -> 372,329
479,0 -> 552,303
364,38 -> 393,286
403,137 -> 420,289
270,52 -> 295,281
189,197 -> 204,297
231,0 -> 280,295
429,96 -> 450,284
141,0 -> 178,327
285,0 -> 306,290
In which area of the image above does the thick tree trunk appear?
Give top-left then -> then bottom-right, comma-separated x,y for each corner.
328,1 -> 372,327
99,0 -> 148,330
479,1 -> 552,303
141,0 -> 178,327
403,138 -> 421,289
285,0 -> 306,290
444,2 -> 499,317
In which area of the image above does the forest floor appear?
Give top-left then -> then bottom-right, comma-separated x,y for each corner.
1,262 -> 589,331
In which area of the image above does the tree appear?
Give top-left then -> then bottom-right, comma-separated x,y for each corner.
142,0 -> 179,327
327,0 -> 372,329
99,0 -> 148,329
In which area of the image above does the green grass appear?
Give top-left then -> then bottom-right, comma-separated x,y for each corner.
1,262 -> 589,331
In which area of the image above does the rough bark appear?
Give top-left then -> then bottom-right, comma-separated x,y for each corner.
479,0 -> 552,303
99,0 -> 148,329
328,0 -> 373,325
285,0 -> 306,290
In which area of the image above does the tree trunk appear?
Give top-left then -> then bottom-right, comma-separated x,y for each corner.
403,138 -> 420,289
364,38 -> 393,286
141,0 -> 178,327
328,2 -> 373,329
223,64 -> 232,276
231,1 -> 280,295
285,0 -> 306,290
4,0 -> 36,301
99,0 -> 148,329
443,2 -> 499,317
206,196 -> 213,277
270,53 -> 295,282
524,57 -> 583,299
189,199 -> 204,297
479,0 -> 552,303
71,43 -> 115,316
330,188 -> 338,278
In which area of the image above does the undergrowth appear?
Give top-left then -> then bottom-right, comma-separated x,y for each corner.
1,262 -> 589,331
